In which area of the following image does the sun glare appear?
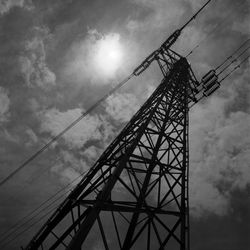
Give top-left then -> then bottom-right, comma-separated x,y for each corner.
94,34 -> 123,77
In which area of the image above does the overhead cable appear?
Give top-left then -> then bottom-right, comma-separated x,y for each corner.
1,203 -> 61,249
216,39 -> 250,71
219,55 -> 250,82
0,74 -> 134,188
217,44 -> 250,76
185,1 -> 246,58
0,170 -> 87,247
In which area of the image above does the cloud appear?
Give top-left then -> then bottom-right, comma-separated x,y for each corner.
184,0 -> 205,10
1,129 -> 19,143
128,0 -> 184,32
232,13 -> 250,35
40,108 -> 102,149
61,150 -> 88,173
190,179 -> 229,217
189,63 -> 250,217
50,150 -> 89,185
82,145 -> 102,162
0,4 -> 249,250
59,167 -> 80,185
19,28 -> 56,89
105,92 -> 140,123
126,0 -> 185,51
63,29 -> 124,85
98,116 -> 116,146
174,25 -> 206,56
24,128 -> 38,146
0,0 -> 33,15
0,86 -> 10,122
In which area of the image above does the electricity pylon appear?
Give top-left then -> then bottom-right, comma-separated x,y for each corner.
25,50 -> 202,250
24,2 -> 215,250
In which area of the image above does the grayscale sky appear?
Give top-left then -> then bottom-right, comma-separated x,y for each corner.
0,0 -> 249,249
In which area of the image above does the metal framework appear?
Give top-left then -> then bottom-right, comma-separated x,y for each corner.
25,50 -> 200,250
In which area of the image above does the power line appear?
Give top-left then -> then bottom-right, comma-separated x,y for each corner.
216,39 -> 250,71
0,74 -> 134,188
217,45 -> 250,76
0,170 -> 87,246
189,53 -> 249,109
1,203 -> 61,249
0,193 -> 65,248
185,1 -> 246,58
219,55 -> 250,82
0,175 -> 89,249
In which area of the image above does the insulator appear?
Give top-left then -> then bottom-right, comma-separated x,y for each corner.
203,82 -> 220,97
201,69 -> 216,83
161,29 -> 181,50
202,75 -> 218,90
133,51 -> 158,76
133,64 -> 147,76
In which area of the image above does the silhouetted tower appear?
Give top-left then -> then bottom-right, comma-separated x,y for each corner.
25,49 -> 201,250
25,2 -> 213,250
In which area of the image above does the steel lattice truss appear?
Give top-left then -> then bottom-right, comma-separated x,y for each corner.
26,56 -> 199,250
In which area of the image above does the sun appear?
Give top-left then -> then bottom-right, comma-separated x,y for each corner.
94,33 -> 123,77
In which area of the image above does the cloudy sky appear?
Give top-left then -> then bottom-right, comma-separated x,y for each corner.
0,0 -> 249,249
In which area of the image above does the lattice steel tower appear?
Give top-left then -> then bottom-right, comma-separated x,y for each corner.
25,52 -> 202,250
25,2 -> 213,250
